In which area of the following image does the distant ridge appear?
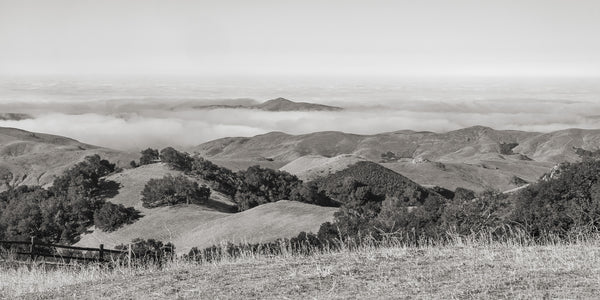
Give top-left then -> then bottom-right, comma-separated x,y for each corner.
0,113 -> 33,121
0,126 -> 135,189
193,97 -> 343,112
194,126 -> 600,192
194,125 -> 600,163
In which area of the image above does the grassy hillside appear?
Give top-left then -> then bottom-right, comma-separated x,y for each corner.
175,200 -> 337,253
76,164 -> 337,252
193,126 -> 551,162
0,127 -> 135,190
6,238 -> 600,299
196,126 -> 591,192
280,154 -> 367,181
382,159 -> 553,192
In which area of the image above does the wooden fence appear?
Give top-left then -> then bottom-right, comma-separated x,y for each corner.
0,237 -> 130,265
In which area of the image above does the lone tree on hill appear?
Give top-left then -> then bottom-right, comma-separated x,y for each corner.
140,148 -> 159,165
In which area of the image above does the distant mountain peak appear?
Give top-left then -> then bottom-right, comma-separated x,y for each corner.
193,97 -> 343,112
268,97 -> 293,103
255,98 -> 343,111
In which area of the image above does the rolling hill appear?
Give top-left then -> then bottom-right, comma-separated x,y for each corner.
195,126 -> 600,192
0,127 -> 135,190
193,97 -> 343,112
314,161 -> 439,205
280,154 -> 368,181
75,163 -> 337,253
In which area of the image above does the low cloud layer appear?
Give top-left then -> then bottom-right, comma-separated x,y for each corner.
1,76 -> 598,151
1,99 -> 599,152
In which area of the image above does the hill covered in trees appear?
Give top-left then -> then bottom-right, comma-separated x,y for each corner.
314,161 -> 440,206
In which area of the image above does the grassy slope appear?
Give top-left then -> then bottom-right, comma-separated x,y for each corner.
280,154 -> 367,181
174,200 -> 338,253
0,127 -> 135,189
76,164 -> 337,253
9,241 -> 600,299
383,159 -> 553,192
75,163 -> 232,250
195,126 -> 600,192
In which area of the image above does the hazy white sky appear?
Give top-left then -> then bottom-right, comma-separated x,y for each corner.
1,0 -> 599,76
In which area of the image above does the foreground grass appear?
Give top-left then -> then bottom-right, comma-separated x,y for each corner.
3,239 -> 600,299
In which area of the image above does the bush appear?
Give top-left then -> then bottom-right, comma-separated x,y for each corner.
499,142 -> 519,155
51,154 -> 116,198
93,202 -> 141,232
116,238 -> 175,265
141,174 -> 210,208
510,159 -> 600,237
233,165 -> 318,211
139,148 -> 159,165
190,156 -> 239,196
440,191 -> 508,236
453,187 -> 476,202
159,147 -> 193,171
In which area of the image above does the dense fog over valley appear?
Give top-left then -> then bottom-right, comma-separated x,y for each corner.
0,76 -> 598,150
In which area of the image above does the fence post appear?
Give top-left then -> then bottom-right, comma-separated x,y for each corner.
99,244 -> 104,262
128,243 -> 132,268
29,237 -> 35,261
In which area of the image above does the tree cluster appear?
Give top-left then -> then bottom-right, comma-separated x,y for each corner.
158,147 -> 338,211
511,159 -> 600,237
0,155 -> 140,244
93,202 -> 141,232
141,174 -> 210,208
499,142 -> 519,155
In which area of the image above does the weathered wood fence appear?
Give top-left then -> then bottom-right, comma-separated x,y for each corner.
0,237 -> 129,265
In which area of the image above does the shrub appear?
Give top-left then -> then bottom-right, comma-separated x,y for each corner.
233,165 -> 313,210
499,142 -> 519,155
93,202 -> 141,232
51,154 -> 116,198
129,160 -> 138,168
510,159 -> 600,237
141,174 -> 210,208
453,187 -> 476,202
510,176 -> 528,186
190,156 -> 239,196
440,191 -> 508,236
116,238 -> 175,265
139,148 -> 159,165
159,147 -> 193,171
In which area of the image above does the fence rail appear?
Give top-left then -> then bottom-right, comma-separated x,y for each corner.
0,237 -> 130,265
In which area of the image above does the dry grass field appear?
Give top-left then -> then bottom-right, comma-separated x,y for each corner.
3,236 -> 600,299
75,163 -> 337,252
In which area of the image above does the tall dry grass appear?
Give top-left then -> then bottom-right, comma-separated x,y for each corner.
2,230 -> 600,298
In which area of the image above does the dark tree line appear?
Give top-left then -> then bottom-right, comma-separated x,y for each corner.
141,174 -> 211,208
157,147 -> 338,211
0,155 -> 140,244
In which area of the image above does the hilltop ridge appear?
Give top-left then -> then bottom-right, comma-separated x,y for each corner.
193,97 -> 343,112
194,126 -> 600,192
0,127 -> 135,189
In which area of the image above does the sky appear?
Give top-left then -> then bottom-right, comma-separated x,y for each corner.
0,1 -> 599,150
1,0 -> 599,77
